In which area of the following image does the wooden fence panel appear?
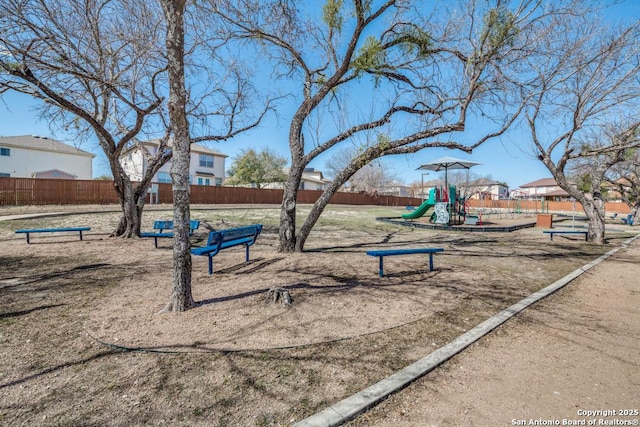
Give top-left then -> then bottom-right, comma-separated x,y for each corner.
0,177 -> 422,207
466,198 -> 631,214
0,177 -> 632,213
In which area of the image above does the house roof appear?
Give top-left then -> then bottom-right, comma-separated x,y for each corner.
464,178 -> 506,187
519,178 -> 558,188
140,139 -> 228,157
544,188 -> 570,197
0,135 -> 95,157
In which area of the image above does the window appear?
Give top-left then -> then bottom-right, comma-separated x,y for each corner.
205,178 -> 210,186
215,178 -> 223,186
199,154 -> 214,168
0,148 -> 10,156
197,177 -> 203,186
197,177 -> 211,186
0,173 -> 9,177
157,171 -> 171,183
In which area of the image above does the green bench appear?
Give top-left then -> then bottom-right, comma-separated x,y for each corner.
15,227 -> 91,244
366,248 -> 445,277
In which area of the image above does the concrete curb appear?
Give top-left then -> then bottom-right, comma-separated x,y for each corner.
293,234 -> 640,427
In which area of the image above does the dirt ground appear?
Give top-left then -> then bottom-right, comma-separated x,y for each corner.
0,206 -> 637,426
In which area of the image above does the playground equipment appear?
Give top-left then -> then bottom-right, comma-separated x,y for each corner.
415,156 -> 482,225
402,185 -> 468,224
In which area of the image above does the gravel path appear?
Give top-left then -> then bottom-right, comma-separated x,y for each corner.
349,237 -> 640,427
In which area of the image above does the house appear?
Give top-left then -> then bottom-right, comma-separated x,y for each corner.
0,135 -> 94,179
299,168 -> 331,190
461,178 -> 509,201
260,168 -> 332,191
515,178 -> 571,201
120,139 -> 227,186
378,180 -> 413,197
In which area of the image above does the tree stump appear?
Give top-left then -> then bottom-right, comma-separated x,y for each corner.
265,287 -> 293,307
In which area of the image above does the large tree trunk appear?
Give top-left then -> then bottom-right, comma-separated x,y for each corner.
278,163 -> 304,253
295,148 -> 388,252
111,171 -> 148,238
160,0 -> 196,312
573,187 -> 607,244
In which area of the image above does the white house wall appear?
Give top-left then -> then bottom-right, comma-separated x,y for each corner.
119,145 -> 225,184
0,146 -> 92,179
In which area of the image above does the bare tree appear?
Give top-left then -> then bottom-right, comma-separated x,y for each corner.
211,0 -> 574,252
0,0 -> 268,240
596,123 -> 640,225
0,0 -> 169,237
1,0 -> 272,312
523,13 -> 640,243
324,147 -> 397,193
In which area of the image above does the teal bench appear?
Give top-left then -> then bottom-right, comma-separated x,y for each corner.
366,248 -> 445,277
141,220 -> 200,248
543,230 -> 588,241
191,224 -> 263,274
15,227 -> 91,244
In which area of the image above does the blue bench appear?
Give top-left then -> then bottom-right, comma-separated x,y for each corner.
366,248 -> 445,277
15,227 -> 91,244
191,224 -> 263,274
621,214 -> 634,225
543,230 -> 588,241
141,220 -> 201,248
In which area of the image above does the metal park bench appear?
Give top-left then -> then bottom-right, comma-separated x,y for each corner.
191,224 -> 263,274
543,230 -> 588,241
15,227 -> 91,244
366,247 -> 445,277
141,220 -> 201,248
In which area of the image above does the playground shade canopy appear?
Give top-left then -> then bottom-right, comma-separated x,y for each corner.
417,156 -> 482,174
417,156 -> 482,224
417,156 -> 482,197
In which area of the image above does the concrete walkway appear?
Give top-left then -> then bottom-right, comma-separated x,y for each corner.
297,236 -> 640,427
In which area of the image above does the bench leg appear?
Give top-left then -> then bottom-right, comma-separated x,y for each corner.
79,231 -> 84,241
378,256 -> 384,277
245,245 -> 250,262
549,233 -> 554,241
153,237 -> 159,249
429,253 -> 434,271
208,255 -> 214,275
26,233 -> 31,244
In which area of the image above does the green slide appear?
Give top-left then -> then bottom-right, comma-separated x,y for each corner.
402,189 -> 436,219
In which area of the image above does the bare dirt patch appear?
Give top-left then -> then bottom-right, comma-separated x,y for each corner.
0,206 -> 634,426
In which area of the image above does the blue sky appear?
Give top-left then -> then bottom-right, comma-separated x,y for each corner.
1,1 -> 638,190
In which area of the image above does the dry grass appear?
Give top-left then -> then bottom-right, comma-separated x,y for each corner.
0,205 -> 631,426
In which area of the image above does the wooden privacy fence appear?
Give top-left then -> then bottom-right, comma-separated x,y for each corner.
465,198 -> 631,214
0,177 -> 421,207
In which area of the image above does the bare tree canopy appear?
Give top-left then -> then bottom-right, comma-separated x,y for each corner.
0,0 -> 270,239
522,9 -> 640,243
209,0 -> 592,252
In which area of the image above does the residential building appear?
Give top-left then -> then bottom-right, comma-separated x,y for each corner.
120,139 -> 227,186
514,178 -> 571,201
378,180 -> 413,197
0,135 -> 94,179
260,168 -> 332,190
461,178 -> 509,200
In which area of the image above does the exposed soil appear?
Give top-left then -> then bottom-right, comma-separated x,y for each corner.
0,206 -> 637,426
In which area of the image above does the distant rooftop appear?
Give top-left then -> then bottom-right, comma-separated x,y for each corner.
519,178 -> 558,188
0,135 -> 95,157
